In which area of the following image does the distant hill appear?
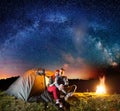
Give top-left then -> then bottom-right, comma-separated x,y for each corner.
0,76 -> 98,92
69,79 -> 98,92
0,67 -> 120,94
0,76 -> 19,91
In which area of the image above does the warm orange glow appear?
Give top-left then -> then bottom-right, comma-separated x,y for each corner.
96,85 -> 106,94
96,76 -> 106,94
0,74 -> 14,80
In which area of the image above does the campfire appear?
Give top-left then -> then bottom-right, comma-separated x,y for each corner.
96,76 -> 106,94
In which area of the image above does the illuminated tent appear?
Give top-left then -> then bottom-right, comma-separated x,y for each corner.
6,68 -> 54,101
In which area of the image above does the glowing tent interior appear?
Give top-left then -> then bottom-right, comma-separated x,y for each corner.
6,68 -> 54,101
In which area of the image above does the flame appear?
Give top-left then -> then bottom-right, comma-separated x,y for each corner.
96,76 -> 106,94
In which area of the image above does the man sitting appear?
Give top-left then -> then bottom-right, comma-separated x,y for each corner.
54,68 -> 77,101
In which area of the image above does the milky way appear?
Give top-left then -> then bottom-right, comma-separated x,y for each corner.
0,0 -> 120,79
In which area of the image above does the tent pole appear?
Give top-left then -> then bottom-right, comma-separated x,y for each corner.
43,69 -> 46,90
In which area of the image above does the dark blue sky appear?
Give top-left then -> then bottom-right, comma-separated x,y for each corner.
0,0 -> 120,79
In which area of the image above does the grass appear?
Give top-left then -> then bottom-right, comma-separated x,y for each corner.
0,91 -> 120,111
69,93 -> 120,111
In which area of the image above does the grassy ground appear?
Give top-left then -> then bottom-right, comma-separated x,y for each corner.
0,91 -> 120,111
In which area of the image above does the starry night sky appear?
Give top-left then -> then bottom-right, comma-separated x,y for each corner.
0,0 -> 120,79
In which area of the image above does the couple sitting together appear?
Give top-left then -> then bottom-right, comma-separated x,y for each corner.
47,68 -> 77,108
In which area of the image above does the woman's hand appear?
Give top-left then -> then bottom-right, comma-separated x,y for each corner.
58,84 -> 64,91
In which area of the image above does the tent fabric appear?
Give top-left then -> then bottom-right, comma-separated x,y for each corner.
6,68 -> 54,101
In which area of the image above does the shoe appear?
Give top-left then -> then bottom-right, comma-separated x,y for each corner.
56,99 -> 60,103
55,99 -> 60,106
56,101 -> 59,104
59,103 -> 63,108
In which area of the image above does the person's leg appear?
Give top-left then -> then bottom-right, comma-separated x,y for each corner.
47,86 -> 63,108
47,86 -> 60,101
